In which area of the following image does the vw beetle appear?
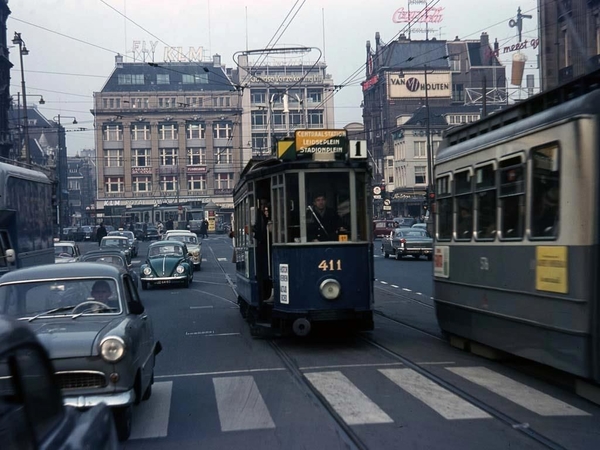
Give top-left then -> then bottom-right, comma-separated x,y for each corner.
140,241 -> 194,289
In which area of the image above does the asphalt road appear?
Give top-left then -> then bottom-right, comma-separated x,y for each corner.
76,237 -> 600,449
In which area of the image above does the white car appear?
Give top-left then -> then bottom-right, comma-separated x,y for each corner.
54,241 -> 81,264
164,232 -> 202,269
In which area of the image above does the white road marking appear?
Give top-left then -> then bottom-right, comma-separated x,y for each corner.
447,367 -> 591,416
132,260 -> 141,264
305,371 -> 393,425
190,306 -> 214,309
416,292 -> 422,296
156,367 -> 287,380
130,381 -> 173,439
380,368 -> 490,420
402,288 -> 412,292
202,258 -> 208,261
380,281 -> 388,285
217,257 -> 228,261
300,362 -> 404,371
213,376 -> 276,431
391,285 -> 399,288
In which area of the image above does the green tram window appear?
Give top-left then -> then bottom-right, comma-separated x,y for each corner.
436,175 -> 452,241
499,155 -> 525,240
475,164 -> 497,241
530,144 -> 560,239
455,171 -> 473,241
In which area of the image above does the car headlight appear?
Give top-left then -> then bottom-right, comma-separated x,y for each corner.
100,336 -> 125,363
176,265 -> 185,274
143,267 -> 152,276
319,279 -> 341,300
192,250 -> 200,256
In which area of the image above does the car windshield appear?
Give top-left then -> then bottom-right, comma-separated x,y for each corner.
82,255 -> 125,267
167,235 -> 197,244
149,245 -> 183,257
102,239 -> 127,248
0,278 -> 122,318
54,245 -> 74,256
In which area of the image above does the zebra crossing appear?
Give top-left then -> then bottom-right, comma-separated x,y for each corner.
127,364 -> 591,441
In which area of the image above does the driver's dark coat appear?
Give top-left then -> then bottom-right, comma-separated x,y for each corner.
307,207 -> 343,241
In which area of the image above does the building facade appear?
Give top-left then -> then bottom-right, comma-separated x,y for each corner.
67,150 -> 96,226
362,32 -> 506,187
538,0 -> 600,90
0,0 -> 10,159
235,51 -> 336,158
92,54 -> 243,224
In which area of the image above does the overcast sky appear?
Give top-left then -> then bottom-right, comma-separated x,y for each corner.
7,0 -> 539,155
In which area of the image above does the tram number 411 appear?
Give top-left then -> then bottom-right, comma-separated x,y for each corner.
318,259 -> 342,271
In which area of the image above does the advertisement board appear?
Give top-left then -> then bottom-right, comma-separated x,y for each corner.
388,72 -> 451,99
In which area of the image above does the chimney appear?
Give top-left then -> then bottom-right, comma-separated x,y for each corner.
115,53 -> 123,68
480,32 -> 490,64
213,54 -> 221,67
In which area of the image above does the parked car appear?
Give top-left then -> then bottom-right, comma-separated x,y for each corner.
54,241 -> 81,264
0,315 -> 119,449
0,263 -> 162,441
61,226 -> 78,241
381,228 -> 433,260
411,223 -> 427,230
74,225 -> 95,242
140,241 -> 194,289
80,249 -> 140,288
373,220 -> 399,239
145,225 -> 161,241
100,236 -> 131,264
108,230 -> 139,257
165,232 -> 202,269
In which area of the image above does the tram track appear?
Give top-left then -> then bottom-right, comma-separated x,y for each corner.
209,240 -> 571,450
358,334 -> 569,450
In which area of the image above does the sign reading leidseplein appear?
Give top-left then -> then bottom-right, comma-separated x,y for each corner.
295,129 -> 348,154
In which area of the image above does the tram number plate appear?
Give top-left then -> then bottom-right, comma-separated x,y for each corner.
318,259 -> 342,271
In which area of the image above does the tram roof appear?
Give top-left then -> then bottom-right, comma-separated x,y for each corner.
437,68 -> 600,164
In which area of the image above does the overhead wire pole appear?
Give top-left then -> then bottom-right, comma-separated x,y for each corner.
13,32 -> 30,164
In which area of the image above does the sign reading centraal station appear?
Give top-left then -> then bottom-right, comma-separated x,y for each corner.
295,129 -> 347,154
387,72 -> 451,99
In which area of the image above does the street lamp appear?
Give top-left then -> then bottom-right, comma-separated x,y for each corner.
53,115 -> 78,233
12,32 -> 30,164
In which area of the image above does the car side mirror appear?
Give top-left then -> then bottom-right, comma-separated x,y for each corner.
5,249 -> 15,264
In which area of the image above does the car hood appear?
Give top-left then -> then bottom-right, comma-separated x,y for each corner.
55,257 -> 78,264
29,318 -> 118,359
146,255 -> 184,276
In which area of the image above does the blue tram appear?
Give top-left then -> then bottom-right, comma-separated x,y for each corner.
233,133 -> 374,336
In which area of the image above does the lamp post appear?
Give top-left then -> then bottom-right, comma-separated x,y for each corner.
423,66 -> 435,233
53,114 -> 78,233
12,33 -> 30,164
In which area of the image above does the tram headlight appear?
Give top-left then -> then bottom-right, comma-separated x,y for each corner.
319,278 -> 341,300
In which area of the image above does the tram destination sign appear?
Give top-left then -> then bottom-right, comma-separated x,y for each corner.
295,129 -> 347,154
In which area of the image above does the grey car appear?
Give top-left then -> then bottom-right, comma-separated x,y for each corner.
381,228 -> 433,260
0,315 -> 118,449
0,263 -> 162,441
108,230 -> 139,257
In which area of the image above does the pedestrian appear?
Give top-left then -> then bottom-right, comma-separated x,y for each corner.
96,222 -> 107,246
201,219 -> 209,239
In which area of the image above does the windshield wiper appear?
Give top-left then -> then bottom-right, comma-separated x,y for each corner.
26,305 -> 77,322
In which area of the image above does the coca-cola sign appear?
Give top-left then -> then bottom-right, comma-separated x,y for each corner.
392,5 -> 444,24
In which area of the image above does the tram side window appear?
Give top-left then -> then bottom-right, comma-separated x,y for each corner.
286,174 -> 300,243
305,172 -> 350,242
356,172 -> 369,241
455,171 -> 473,240
531,145 -> 560,238
436,175 -> 452,240
499,157 -> 525,240
475,164 -> 497,240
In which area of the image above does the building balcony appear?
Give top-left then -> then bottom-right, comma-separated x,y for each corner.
158,165 -> 180,175
103,140 -> 124,150
158,139 -> 179,148
131,139 -> 151,149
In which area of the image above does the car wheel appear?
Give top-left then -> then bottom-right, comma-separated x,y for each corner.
142,378 -> 153,401
183,278 -> 189,288
395,252 -> 403,260
141,281 -> 148,290
384,251 -> 389,259
113,405 -> 133,442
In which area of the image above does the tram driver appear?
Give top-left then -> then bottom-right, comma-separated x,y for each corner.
307,193 -> 346,242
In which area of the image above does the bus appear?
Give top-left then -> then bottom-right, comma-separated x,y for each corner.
0,161 -> 54,274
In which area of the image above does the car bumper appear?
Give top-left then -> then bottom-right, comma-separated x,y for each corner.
400,248 -> 433,255
141,276 -> 187,282
63,388 -> 135,408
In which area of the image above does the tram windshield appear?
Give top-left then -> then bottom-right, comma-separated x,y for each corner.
304,172 -> 351,242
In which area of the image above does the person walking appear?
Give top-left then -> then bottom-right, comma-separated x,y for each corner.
96,222 -> 107,246
201,219 -> 209,238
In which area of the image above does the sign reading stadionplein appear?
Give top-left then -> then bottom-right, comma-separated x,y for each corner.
387,72 -> 451,99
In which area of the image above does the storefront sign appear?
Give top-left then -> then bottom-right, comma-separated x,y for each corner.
388,72 -> 451,99
250,74 -> 323,84
187,166 -> 207,174
131,40 -> 204,62
392,4 -> 444,24
132,167 -> 152,175
214,188 -> 233,195
362,75 -> 379,91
